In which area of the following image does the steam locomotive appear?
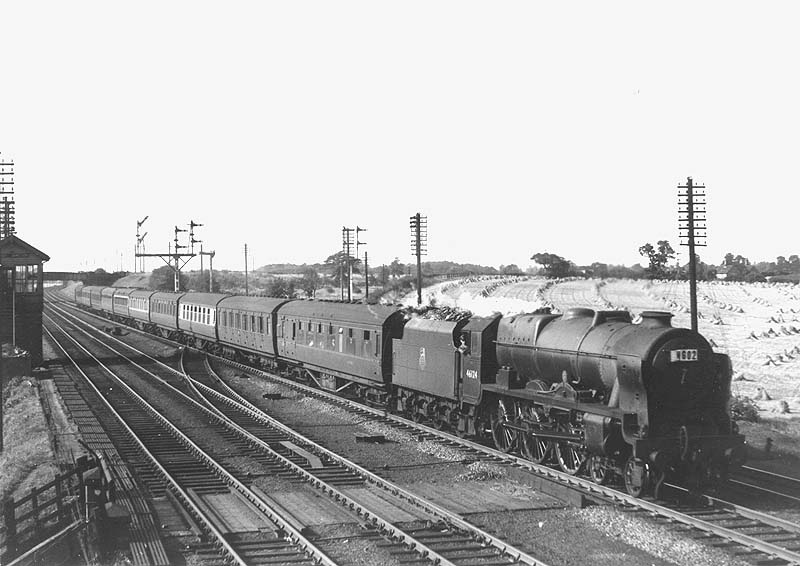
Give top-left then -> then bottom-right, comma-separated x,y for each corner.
71,284 -> 745,497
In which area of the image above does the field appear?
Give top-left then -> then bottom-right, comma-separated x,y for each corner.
405,276 -> 800,421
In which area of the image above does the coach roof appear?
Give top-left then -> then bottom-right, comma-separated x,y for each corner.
218,296 -> 294,312
178,292 -> 229,307
278,300 -> 402,326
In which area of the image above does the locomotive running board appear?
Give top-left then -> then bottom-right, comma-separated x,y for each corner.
482,384 -> 619,418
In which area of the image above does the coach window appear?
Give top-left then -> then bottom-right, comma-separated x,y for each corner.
251,315 -> 256,332
258,316 -> 264,334
375,332 -> 381,356
243,315 -> 248,331
235,313 -> 241,329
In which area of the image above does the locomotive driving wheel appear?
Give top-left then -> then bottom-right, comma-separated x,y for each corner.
520,406 -> 553,464
490,399 -> 518,453
555,423 -> 586,475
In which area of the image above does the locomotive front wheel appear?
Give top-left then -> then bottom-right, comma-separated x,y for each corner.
520,407 -> 552,464
623,457 -> 649,498
588,456 -> 610,485
490,400 -> 518,453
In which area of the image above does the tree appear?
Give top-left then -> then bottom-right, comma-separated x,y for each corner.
389,257 -> 405,279
530,252 -> 573,278
150,264 -> 187,291
323,251 -> 361,287
500,264 -> 522,275
266,277 -> 296,298
298,267 -> 320,298
638,240 -> 675,279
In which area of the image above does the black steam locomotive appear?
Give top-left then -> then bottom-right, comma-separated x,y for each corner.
73,285 -> 745,497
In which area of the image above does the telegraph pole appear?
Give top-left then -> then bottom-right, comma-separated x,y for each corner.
410,213 -> 427,305
0,154 -> 15,239
356,226 -> 366,301
678,177 -> 706,333
244,244 -> 249,296
342,227 -> 354,301
364,251 -> 369,301
0,154 -> 11,453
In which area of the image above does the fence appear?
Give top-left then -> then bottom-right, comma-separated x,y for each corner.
1,456 -> 101,563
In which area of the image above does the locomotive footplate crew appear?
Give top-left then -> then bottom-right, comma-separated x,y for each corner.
74,284 -> 745,498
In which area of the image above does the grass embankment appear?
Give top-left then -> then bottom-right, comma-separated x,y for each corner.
0,376 -> 59,503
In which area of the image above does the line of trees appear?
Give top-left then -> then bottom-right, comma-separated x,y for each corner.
117,241 -> 800,296
529,241 -> 800,283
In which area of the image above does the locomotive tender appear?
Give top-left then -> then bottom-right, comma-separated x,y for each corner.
73,284 -> 745,497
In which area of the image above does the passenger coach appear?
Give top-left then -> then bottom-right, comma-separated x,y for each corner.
217,296 -> 292,362
276,301 -> 404,400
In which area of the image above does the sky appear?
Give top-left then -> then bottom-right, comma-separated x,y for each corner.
2,2 -> 799,273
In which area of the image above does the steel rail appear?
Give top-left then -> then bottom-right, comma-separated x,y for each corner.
46,303 -> 497,566
685,487 -> 800,536
741,465 -> 800,486
42,320 -> 250,566
727,478 -> 800,505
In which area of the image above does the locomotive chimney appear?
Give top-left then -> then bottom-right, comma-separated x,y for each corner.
639,311 -> 673,328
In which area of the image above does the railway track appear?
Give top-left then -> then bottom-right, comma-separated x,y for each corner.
728,465 -> 800,506
45,299 -> 550,566
44,310 -> 337,566
47,292 -> 800,564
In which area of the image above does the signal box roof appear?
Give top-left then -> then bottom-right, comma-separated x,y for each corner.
0,235 -> 50,266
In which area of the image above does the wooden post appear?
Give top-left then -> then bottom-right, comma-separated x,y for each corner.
55,474 -> 65,523
31,487 -> 40,533
3,496 -> 16,551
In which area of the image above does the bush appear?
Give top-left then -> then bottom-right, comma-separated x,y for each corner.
730,395 -> 760,422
